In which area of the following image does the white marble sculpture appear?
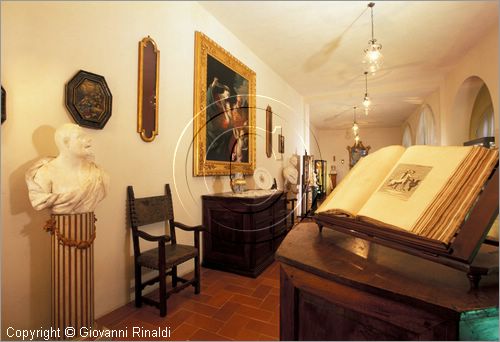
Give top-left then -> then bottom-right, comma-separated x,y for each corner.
283,154 -> 299,195
26,123 -> 109,214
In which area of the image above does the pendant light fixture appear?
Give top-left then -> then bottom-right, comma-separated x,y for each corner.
363,2 -> 383,74
362,71 -> 371,114
352,106 -> 360,141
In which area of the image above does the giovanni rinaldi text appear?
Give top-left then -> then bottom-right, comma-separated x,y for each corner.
6,326 -> 172,340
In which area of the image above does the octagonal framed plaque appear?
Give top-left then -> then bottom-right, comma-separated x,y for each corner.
65,70 -> 112,129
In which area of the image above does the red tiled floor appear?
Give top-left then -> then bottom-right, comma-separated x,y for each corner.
251,284 -> 273,299
245,319 -> 279,338
217,314 -> 251,339
234,327 -> 263,341
190,328 -> 231,341
185,312 -> 225,333
224,284 -> 255,296
229,293 -> 264,308
95,262 -> 281,341
235,302 -> 273,322
212,301 -> 241,321
171,322 -> 199,340
260,294 -> 279,312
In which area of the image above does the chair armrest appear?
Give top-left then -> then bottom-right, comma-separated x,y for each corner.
136,229 -> 171,243
173,221 -> 203,251
173,221 -> 205,232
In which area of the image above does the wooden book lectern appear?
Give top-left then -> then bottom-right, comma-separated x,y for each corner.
315,166 -> 499,288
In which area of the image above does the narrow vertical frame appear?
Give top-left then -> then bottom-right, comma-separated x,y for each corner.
137,36 -> 160,142
266,105 -> 273,158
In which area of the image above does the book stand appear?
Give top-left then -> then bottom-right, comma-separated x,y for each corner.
314,167 -> 499,289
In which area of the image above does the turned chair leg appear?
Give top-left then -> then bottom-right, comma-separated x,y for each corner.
134,265 -> 142,308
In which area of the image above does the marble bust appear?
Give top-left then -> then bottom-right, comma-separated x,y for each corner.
25,123 -> 109,214
282,154 -> 299,194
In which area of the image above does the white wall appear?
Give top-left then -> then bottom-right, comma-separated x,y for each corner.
0,1 -> 306,334
313,126 -> 403,192
403,24 -> 498,146
404,90 -> 441,146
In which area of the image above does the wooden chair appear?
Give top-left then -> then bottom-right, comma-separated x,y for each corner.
127,184 -> 203,317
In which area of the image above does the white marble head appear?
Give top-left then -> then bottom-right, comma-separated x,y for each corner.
54,123 -> 93,160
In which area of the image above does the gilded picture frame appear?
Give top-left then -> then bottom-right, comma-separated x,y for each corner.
193,31 -> 256,176
137,36 -> 160,142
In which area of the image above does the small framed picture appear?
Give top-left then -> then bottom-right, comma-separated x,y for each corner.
65,70 -> 112,129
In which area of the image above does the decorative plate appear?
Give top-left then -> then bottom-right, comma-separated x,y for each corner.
253,167 -> 273,190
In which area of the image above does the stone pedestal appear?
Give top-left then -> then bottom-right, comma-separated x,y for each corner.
47,213 -> 96,339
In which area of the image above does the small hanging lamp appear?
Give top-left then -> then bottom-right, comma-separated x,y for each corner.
363,2 -> 384,74
362,71 -> 371,114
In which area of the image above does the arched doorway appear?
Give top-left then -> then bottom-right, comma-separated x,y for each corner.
469,84 -> 495,140
448,76 -> 494,145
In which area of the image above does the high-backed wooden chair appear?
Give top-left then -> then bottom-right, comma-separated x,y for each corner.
127,184 -> 203,317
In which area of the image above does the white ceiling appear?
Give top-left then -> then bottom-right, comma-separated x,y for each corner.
200,1 -> 498,130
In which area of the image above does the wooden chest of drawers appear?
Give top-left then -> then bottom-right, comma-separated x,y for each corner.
202,190 -> 287,277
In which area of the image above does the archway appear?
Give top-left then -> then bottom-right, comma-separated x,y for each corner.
448,76 -> 491,145
469,84 -> 494,140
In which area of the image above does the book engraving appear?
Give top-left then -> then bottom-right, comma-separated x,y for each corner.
379,163 -> 432,200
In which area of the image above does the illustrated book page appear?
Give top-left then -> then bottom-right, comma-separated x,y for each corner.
316,145 -> 405,217
357,145 -> 498,244
317,144 -> 498,245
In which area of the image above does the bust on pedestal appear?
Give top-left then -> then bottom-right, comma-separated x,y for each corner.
25,123 -> 109,339
283,154 -> 299,198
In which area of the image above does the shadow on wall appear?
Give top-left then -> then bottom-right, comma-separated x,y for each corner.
9,125 -> 57,329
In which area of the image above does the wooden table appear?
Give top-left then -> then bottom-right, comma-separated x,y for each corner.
276,222 -> 499,340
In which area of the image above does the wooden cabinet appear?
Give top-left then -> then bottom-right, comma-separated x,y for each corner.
202,190 -> 286,277
277,223 -> 499,341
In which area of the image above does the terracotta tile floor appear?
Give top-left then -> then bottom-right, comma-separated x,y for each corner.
96,262 -> 280,341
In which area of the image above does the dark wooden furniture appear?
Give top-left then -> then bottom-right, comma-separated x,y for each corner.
276,223 -> 499,340
285,195 -> 297,228
202,190 -> 286,277
315,166 -> 499,287
127,184 -> 204,317
463,136 -> 495,148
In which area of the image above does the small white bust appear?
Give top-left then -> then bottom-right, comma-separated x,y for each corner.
282,154 -> 299,194
25,123 -> 109,214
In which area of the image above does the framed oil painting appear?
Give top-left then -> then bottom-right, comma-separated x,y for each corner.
193,31 -> 256,176
65,70 -> 112,129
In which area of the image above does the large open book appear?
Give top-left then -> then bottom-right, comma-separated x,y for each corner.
316,145 -> 498,247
